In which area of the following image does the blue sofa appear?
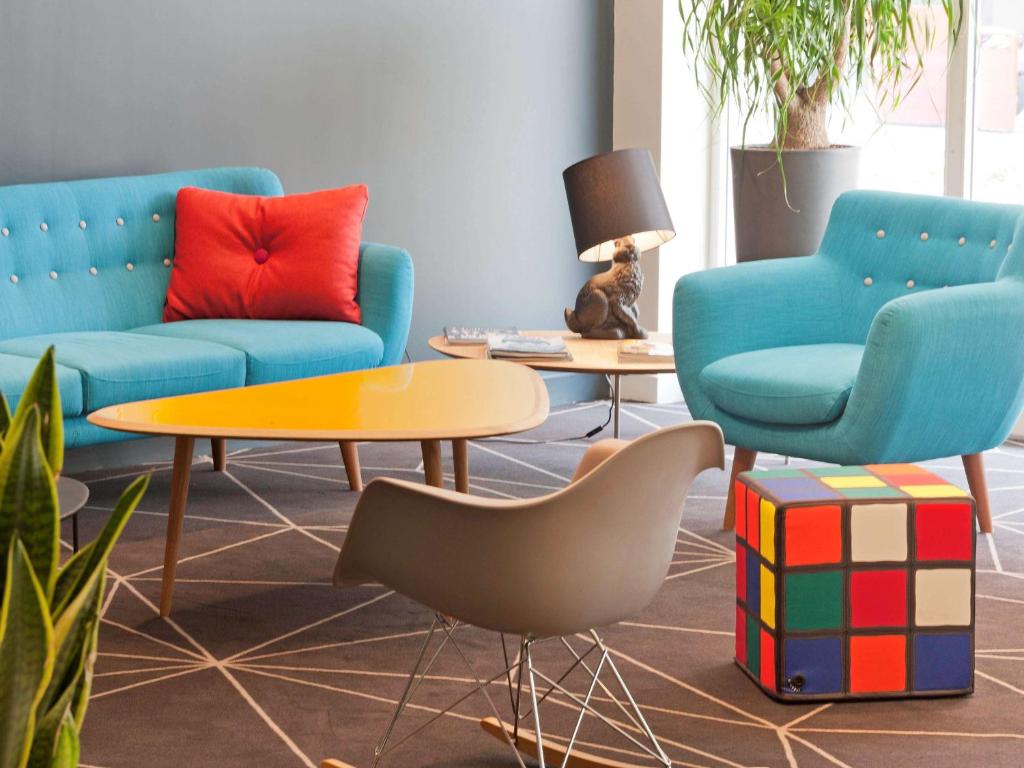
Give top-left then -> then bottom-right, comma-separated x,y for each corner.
0,167 -> 414,449
674,190 -> 1024,533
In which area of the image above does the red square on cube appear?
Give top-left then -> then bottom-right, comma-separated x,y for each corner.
735,481 -> 747,539
735,606 -> 746,663
746,487 -> 760,549
850,570 -> 908,628
916,503 -> 973,561
736,543 -> 747,602
759,629 -> 776,689
850,635 -> 907,693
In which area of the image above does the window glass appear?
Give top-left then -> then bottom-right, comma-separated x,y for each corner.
970,0 -> 1024,202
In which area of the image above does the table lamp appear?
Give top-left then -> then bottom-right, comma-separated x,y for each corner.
562,148 -> 675,339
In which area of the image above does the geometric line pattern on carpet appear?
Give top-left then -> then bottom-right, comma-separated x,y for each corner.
71,401 -> 1024,767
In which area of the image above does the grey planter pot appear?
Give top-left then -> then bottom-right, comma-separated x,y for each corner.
731,145 -> 860,262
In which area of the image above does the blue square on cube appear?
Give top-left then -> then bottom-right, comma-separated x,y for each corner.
784,637 -> 843,694
756,477 -> 842,503
746,548 -> 760,615
914,634 -> 972,692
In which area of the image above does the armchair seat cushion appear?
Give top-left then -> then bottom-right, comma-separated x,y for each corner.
129,319 -> 385,385
0,353 -> 84,416
699,343 -> 864,426
0,332 -> 246,411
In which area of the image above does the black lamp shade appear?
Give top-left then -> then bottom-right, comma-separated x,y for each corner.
563,148 -> 675,262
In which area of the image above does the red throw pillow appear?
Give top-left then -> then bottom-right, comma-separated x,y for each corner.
164,185 -> 368,323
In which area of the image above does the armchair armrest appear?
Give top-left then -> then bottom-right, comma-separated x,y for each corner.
357,242 -> 414,365
673,255 -> 842,417
840,280 -> 1024,460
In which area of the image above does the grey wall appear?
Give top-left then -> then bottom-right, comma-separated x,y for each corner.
0,0 -> 612,404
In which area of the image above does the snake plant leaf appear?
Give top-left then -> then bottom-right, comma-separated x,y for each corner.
0,407 -> 60,599
52,474 -> 148,616
50,711 -> 80,768
70,612 -> 100,728
27,666 -> 80,768
10,347 -> 63,475
0,391 -> 10,442
40,559 -> 105,719
0,540 -> 55,768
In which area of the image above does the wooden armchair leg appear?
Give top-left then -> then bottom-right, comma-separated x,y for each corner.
962,453 -> 993,533
339,442 -> 363,492
723,447 -> 757,531
211,438 -> 227,471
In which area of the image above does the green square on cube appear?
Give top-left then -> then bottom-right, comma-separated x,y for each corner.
785,571 -> 843,631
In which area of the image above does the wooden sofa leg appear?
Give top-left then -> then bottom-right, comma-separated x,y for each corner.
212,438 -> 227,471
962,453 -> 993,534
339,442 -> 363,492
723,447 -> 757,531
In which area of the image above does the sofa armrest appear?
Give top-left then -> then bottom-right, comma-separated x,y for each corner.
840,280 -> 1024,460
673,256 -> 842,418
357,242 -> 414,366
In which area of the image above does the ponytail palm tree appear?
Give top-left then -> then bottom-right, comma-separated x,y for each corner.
679,0 -> 965,151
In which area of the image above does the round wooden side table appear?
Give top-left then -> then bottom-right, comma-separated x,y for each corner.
58,476 -> 90,552
429,330 -> 675,438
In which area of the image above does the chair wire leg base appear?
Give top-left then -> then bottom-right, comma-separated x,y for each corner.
369,617 -> 529,768
366,622 -> 670,768
515,632 -> 671,768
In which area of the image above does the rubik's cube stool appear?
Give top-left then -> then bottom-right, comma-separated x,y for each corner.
734,464 -> 976,701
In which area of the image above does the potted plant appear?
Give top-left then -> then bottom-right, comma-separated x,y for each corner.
679,1 -> 964,261
0,349 -> 148,768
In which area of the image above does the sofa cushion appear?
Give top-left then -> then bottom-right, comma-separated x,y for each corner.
700,344 -> 864,426
0,332 -> 246,411
0,353 -> 84,416
129,319 -> 385,385
164,185 -> 367,323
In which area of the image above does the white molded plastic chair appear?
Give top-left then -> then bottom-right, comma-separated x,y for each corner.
325,421 -> 724,768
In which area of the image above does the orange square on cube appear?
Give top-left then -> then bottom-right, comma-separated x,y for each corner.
867,464 -> 946,488
850,635 -> 907,693
784,506 -> 842,566
867,464 -> 931,477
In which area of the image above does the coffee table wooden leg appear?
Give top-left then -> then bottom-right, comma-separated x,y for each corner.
421,440 -> 443,487
161,436 -> 195,618
211,438 -> 227,471
452,439 -> 469,493
339,441 -> 363,492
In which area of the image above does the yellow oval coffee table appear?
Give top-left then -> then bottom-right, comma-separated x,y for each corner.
89,359 -> 548,616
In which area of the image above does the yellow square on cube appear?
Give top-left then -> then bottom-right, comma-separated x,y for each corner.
760,499 -> 776,564
821,475 -> 887,489
900,484 -> 968,498
760,565 -> 775,629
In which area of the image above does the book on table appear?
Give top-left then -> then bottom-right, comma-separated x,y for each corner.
617,340 -> 674,363
486,333 -> 572,361
444,326 -> 518,345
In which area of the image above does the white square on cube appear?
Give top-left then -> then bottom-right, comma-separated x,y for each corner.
915,568 -> 972,627
850,503 -> 908,562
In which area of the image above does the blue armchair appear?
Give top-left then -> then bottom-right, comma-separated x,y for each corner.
673,191 -> 1024,533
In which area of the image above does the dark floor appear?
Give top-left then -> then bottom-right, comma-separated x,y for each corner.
73,400 -> 1024,768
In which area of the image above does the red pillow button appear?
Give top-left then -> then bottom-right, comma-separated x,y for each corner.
253,247 -> 270,264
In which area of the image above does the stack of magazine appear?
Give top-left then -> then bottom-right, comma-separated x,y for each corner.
444,326 -> 517,345
617,339 -> 674,363
486,333 -> 572,361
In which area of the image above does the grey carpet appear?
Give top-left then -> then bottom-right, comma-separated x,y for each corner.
72,400 -> 1024,768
